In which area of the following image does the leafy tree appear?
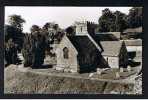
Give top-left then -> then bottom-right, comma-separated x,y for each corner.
5,15 -> 26,52
114,11 -> 128,32
98,8 -> 116,32
30,25 -> 40,33
98,8 -> 128,32
127,7 -> 142,28
8,14 -> 25,31
53,24 -> 59,31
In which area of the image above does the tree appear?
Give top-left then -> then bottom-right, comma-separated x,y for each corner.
8,14 -> 25,31
22,25 -> 48,68
114,11 -> 128,32
5,14 -> 26,52
127,7 -> 142,28
22,34 -> 34,67
98,8 -> 128,32
98,8 -> 116,32
30,25 -> 40,33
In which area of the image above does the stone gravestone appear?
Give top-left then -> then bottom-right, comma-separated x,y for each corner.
115,72 -> 120,79
97,68 -> 102,75
120,67 -> 124,72
55,66 -> 64,72
127,66 -> 132,72
64,68 -> 70,73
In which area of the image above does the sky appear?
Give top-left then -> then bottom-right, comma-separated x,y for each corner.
5,6 -> 132,33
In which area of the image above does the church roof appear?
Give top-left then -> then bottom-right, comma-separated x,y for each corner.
67,36 -> 98,55
92,33 -> 119,41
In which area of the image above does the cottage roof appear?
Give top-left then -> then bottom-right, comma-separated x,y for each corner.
92,33 -> 119,41
123,27 -> 142,33
67,36 -> 98,54
122,39 -> 142,46
100,41 -> 123,56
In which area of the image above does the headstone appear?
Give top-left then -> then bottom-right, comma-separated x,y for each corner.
55,67 -> 64,72
64,68 -> 70,73
53,66 -> 56,70
97,68 -> 102,75
127,66 -> 131,72
120,67 -> 124,72
115,72 -> 120,78
70,69 -> 77,73
89,73 -> 94,78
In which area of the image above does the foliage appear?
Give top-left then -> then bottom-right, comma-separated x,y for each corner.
127,7 -> 142,28
98,8 -> 116,32
43,22 -> 65,43
22,25 -> 49,67
5,14 -> 26,66
98,8 -> 128,32
30,25 -> 40,33
65,26 -> 75,36
5,39 -> 19,66
98,7 -> 142,32
5,25 -> 25,51
8,14 -> 25,31
113,11 -> 128,32
5,14 -> 26,52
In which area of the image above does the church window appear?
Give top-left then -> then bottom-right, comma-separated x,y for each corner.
63,47 -> 69,59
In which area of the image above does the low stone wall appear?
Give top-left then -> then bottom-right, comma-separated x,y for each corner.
5,65 -> 135,94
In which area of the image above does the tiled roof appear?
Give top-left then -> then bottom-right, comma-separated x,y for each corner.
67,36 -> 98,54
100,41 -> 123,56
123,27 -> 142,33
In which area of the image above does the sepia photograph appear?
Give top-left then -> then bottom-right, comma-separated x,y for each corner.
4,6 -> 142,94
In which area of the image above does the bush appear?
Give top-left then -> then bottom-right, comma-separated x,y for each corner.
5,39 -> 19,66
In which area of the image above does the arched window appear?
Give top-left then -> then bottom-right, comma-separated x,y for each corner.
63,47 -> 69,59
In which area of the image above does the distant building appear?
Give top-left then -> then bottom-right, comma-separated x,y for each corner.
122,27 -> 142,39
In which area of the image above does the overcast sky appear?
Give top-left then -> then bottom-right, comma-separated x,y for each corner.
5,6 -> 132,33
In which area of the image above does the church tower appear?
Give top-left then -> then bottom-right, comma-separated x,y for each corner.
75,21 -> 88,35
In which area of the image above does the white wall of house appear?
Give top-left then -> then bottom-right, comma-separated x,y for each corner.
126,46 -> 142,52
55,35 -> 78,72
